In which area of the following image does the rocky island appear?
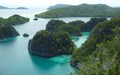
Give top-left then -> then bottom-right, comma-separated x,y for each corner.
0,25 -> 19,39
33,17 -> 38,20
28,30 -> 75,57
46,19 -> 82,36
23,33 -> 29,37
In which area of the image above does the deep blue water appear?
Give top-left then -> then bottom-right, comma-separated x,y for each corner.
0,9 -> 90,75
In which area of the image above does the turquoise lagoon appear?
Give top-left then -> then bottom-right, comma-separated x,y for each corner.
0,9 -> 90,75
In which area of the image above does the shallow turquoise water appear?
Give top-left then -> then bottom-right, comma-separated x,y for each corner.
74,32 -> 90,47
0,9 -> 90,75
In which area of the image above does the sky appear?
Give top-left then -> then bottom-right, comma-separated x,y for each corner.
0,0 -> 120,8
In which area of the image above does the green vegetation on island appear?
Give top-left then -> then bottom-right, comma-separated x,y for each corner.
35,4 -> 120,18
71,17 -> 120,75
56,24 -> 82,36
85,17 -> 107,31
68,20 -> 86,32
0,14 -> 29,25
6,14 -> 29,25
28,30 -> 75,57
0,25 -> 19,39
46,18 -> 106,36
46,19 -> 66,32
46,19 -> 82,36
68,18 -> 107,32
28,17 -> 106,58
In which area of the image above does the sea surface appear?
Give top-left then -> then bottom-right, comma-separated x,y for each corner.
0,9 -> 90,75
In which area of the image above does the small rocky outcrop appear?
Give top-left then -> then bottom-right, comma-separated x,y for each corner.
23,33 -> 29,37
33,18 -> 38,21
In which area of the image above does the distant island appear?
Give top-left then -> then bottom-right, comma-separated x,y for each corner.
0,5 -> 9,9
16,7 -> 28,9
47,4 -> 71,10
35,4 -> 120,18
0,5 -> 28,9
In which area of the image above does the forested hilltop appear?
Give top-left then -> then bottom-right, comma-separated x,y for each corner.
46,19 -> 82,36
71,17 -> 120,75
0,14 -> 29,25
35,4 -> 120,18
